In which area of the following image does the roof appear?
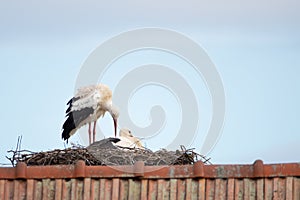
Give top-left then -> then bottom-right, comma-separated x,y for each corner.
0,160 -> 299,199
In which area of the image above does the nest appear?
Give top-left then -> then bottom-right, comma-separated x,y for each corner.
7,148 -> 102,166
6,137 -> 211,166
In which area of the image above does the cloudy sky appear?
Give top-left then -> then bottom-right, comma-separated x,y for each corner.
1,0 -> 299,165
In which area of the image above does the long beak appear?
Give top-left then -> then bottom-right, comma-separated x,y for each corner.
113,118 -> 117,137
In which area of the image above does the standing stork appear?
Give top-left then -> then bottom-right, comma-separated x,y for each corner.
62,84 -> 119,145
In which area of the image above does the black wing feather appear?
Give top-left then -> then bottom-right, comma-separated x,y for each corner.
62,107 -> 94,142
66,96 -> 81,114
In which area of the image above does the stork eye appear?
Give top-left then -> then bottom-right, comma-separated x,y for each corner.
128,130 -> 131,134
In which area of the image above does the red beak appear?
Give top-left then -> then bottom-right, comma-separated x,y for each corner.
113,118 -> 117,137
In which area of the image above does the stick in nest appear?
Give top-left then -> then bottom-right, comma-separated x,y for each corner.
7,145 -> 102,166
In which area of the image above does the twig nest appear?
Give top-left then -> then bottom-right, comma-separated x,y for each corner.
7,138 -> 211,166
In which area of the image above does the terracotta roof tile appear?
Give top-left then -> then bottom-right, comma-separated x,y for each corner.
0,160 -> 299,199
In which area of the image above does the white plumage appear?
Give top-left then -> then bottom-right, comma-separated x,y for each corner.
115,128 -> 144,149
62,84 -> 119,144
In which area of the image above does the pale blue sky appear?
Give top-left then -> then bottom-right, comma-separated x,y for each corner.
1,1 -> 299,164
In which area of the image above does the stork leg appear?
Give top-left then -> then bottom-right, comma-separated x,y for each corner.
88,122 -> 92,145
93,121 -> 97,143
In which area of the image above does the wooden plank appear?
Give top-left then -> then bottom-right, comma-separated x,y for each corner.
13,180 -> 19,200
7,181 -> 13,200
256,179 -> 264,200
160,179 -> 170,200
198,179 -> 205,200
70,179 -> 76,200
273,178 -> 285,200
64,179 -> 72,200
49,179 -> 55,200
157,179 -> 163,199
162,180 -> 170,200
34,180 -> 43,200
27,180 -> 35,200
55,179 -> 62,200
234,179 -> 243,200
4,180 -> 13,200
0,180 -> 5,200
135,179 -> 141,200
248,179 -> 256,200
90,179 -> 99,200
42,179 -> 50,200
227,178 -> 235,200
112,178 -> 120,200
61,179 -> 70,200
75,179 -> 83,200
185,179 -> 192,200
119,179 -> 129,200
19,180 -> 27,200
170,179 -> 177,200
99,178 -> 106,200
83,178 -> 91,200
128,179 -> 141,200
293,177 -> 300,200
104,179 -> 112,200
205,179 -> 215,200
1,171 -> 300,200
285,177 -> 293,200
140,179 -> 148,199
215,179 -> 226,200
264,178 -> 273,200
71,179 -> 80,200
177,179 -> 186,200
244,178 -> 250,200
191,179 -> 198,200
148,180 -> 157,200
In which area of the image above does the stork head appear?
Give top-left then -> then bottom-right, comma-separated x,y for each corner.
119,128 -> 133,137
109,105 -> 119,137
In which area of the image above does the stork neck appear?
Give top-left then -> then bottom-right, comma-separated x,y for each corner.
108,104 -> 119,119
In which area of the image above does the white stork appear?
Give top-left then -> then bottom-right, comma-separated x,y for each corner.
62,84 -> 119,145
115,128 -> 144,149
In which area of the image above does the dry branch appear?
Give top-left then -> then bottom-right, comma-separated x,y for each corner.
7,139 -> 211,166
